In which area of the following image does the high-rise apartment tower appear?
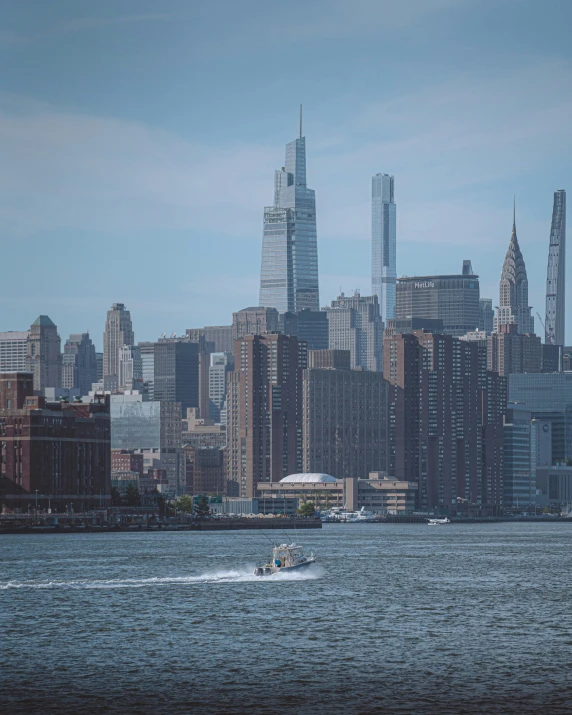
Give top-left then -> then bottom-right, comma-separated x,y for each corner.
545,190 -> 566,346
259,107 -> 319,314
371,173 -> 396,321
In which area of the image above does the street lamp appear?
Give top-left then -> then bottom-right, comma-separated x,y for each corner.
35,490 -> 39,513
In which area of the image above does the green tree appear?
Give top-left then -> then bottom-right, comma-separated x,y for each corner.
299,501 -> 315,517
110,486 -> 121,507
124,483 -> 141,507
195,495 -> 211,518
172,494 -> 195,514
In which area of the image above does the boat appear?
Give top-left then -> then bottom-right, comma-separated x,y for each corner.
427,517 -> 451,525
253,543 -> 316,576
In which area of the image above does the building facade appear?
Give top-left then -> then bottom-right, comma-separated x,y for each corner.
232,306 -> 279,341
153,338 -> 199,417
325,292 -> 383,371
259,108 -> 320,314
25,315 -> 61,391
110,392 -> 183,496
0,373 -> 110,511
184,446 -> 226,495
395,264 -> 480,337
103,303 -> 134,381
479,298 -> 494,333
226,334 -> 307,498
545,189 -> 566,346
508,372 -> 572,463
62,333 -> 98,395
302,367 -> 387,479
384,331 -> 505,513
487,324 -> 542,377
208,352 -> 233,423
371,173 -> 396,322
0,331 -> 29,373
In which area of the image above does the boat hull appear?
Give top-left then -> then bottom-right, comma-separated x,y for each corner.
254,557 -> 316,576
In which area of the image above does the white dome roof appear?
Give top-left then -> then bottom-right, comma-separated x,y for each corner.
279,473 -> 338,484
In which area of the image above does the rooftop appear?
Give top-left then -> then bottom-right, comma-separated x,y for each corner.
279,473 -> 338,484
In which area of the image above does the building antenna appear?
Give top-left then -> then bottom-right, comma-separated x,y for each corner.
513,195 -> 516,228
299,104 -> 303,139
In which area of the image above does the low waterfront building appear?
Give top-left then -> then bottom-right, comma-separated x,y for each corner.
257,472 -> 418,514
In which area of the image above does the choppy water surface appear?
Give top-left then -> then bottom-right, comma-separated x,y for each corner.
1,523 -> 571,714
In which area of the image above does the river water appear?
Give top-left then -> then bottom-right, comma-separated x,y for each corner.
1,523 -> 571,714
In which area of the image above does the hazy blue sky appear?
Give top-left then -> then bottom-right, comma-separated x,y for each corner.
1,0 -> 571,347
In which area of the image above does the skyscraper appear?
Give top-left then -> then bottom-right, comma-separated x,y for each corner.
26,315 -> 62,391
371,173 -> 396,321
259,106 -> 319,314
479,298 -> 494,333
324,292 -> 383,371
395,263 -> 480,337
545,189 -> 566,346
495,203 -> 534,334
62,332 -> 98,395
103,303 -> 134,380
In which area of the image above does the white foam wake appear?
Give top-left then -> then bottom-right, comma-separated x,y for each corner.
0,566 -> 323,590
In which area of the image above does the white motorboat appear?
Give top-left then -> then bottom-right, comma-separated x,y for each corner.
253,543 -> 316,576
427,517 -> 451,525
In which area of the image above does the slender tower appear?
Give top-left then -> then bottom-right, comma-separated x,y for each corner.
371,173 -> 396,321
259,106 -> 319,313
495,200 -> 534,334
103,303 -> 134,379
544,190 -> 566,345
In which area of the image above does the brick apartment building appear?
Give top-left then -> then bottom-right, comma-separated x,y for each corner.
0,372 -> 111,511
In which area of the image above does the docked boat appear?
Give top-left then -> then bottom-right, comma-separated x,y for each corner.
254,543 -> 316,576
427,517 -> 451,525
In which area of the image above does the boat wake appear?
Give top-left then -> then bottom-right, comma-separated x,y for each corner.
0,566 -> 322,591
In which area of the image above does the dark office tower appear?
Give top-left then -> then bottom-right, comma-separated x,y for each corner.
139,342 -> 155,399
297,309 -> 329,350
325,292 -> 383,371
25,315 -> 61,391
232,306 -> 279,340
153,339 -> 199,417
95,352 -> 103,382
479,299 -> 494,333
371,173 -> 396,321
226,334 -> 307,498
487,324 -> 542,377
496,203 -> 534,334
62,333 -> 98,395
395,262 -> 480,337
103,303 -> 134,380
278,312 -> 299,338
545,190 -> 566,346
259,106 -> 320,314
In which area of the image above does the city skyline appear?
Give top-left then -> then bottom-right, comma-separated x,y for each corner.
1,1 -> 571,346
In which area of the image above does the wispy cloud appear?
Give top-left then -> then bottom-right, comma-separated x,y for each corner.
0,13 -> 176,46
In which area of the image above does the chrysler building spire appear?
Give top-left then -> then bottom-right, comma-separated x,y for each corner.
495,202 -> 534,334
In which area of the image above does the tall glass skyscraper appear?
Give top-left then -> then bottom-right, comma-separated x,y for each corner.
545,189 -> 566,346
371,173 -> 396,321
259,107 -> 319,314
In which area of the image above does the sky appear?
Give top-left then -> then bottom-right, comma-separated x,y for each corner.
1,0 -> 571,349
